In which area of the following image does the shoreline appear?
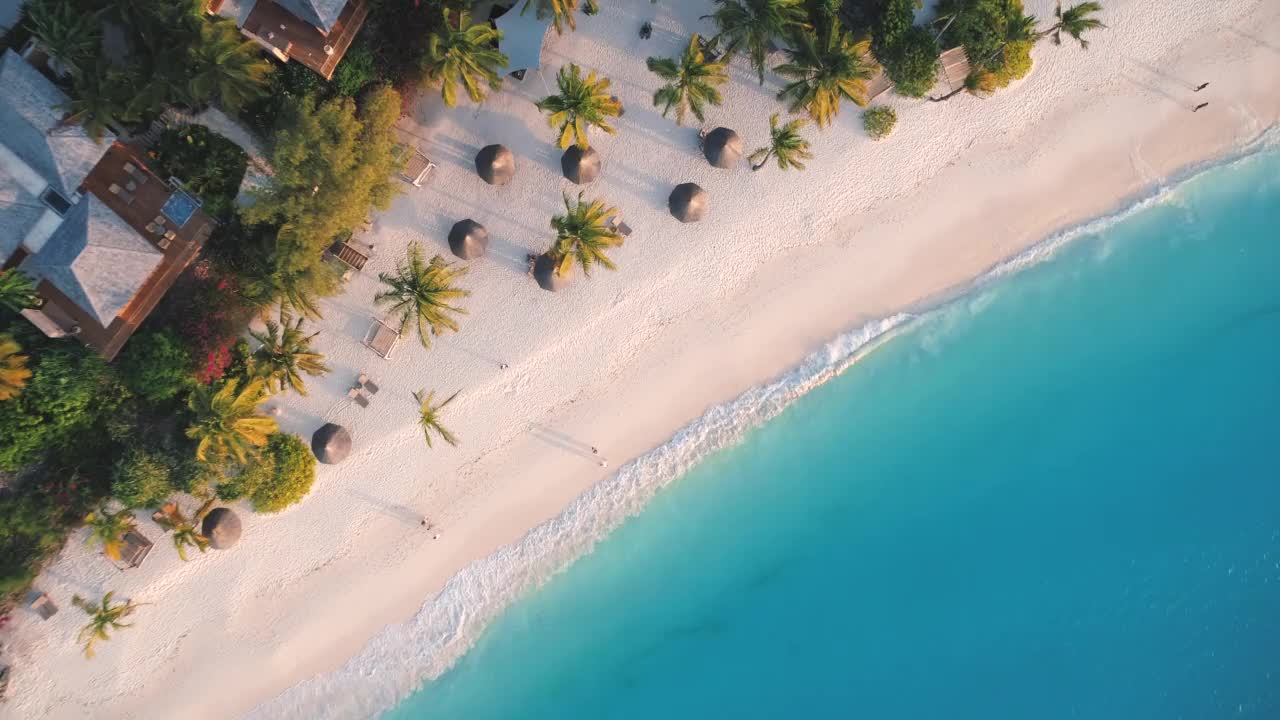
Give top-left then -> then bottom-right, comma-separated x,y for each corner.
253,124 -> 1280,720
2,1 -> 1277,718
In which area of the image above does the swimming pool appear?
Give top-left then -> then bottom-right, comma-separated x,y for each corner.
161,189 -> 201,227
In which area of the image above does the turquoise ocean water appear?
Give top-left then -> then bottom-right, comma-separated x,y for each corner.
375,145 -> 1280,719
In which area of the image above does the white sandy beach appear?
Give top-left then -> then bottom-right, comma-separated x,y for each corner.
3,0 -> 1278,717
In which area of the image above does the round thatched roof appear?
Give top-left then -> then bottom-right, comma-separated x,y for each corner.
475,144 -> 515,185
448,219 -> 489,260
201,508 -> 242,550
703,127 -> 743,169
532,253 -> 572,292
669,183 -> 708,223
560,145 -> 601,184
311,423 -> 352,464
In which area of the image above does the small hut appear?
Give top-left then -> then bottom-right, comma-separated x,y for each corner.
448,219 -> 489,260
475,144 -> 516,185
561,146 -> 601,184
119,530 -> 154,569
669,183 -> 708,223
311,423 -> 352,464
703,127 -> 743,169
201,508 -> 242,550
532,253 -> 571,292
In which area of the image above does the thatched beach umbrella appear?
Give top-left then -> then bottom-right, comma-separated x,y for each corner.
532,253 -> 571,292
201,508 -> 242,550
669,183 -> 707,223
475,144 -> 515,185
448,219 -> 489,260
703,127 -> 743,169
560,146 -> 601,184
311,423 -> 352,464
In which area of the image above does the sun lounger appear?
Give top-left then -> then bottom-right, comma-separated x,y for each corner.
120,530 -> 154,569
123,162 -> 149,185
347,388 -> 370,408
363,318 -> 401,359
357,374 -> 381,395
27,591 -> 57,620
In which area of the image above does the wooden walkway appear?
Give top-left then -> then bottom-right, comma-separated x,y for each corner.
865,46 -> 971,101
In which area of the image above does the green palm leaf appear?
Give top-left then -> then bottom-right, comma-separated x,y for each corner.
535,64 -> 622,149
748,113 -> 813,171
422,10 -> 509,107
646,34 -> 729,126
413,389 -> 460,448
375,243 -> 470,349
774,19 -> 876,128
546,191 -> 624,280
185,377 -> 277,466
704,0 -> 809,83
250,312 -> 331,396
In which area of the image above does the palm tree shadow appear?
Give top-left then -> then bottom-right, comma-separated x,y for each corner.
344,488 -> 424,528
1120,75 -> 1190,108
528,422 -> 599,462
1226,26 -> 1280,54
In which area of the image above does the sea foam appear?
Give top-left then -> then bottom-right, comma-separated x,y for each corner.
246,313 -> 910,720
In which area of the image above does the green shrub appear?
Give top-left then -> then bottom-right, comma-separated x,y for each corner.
333,45 -> 376,97
0,343 -> 128,471
219,434 -> 316,512
862,105 -> 897,140
151,125 -> 248,222
992,40 -> 1033,87
882,26 -> 939,98
110,447 -> 174,508
872,0 -> 915,55
0,491 -> 70,600
118,329 -> 193,403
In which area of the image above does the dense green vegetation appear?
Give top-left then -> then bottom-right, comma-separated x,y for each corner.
218,434 -> 316,512
151,126 -> 249,223
862,104 -> 897,138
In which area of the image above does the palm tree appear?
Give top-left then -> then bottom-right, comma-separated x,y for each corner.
250,313 -> 330,396
928,67 -> 999,102
83,507 -> 137,562
24,0 -> 101,75
1043,1 -> 1105,49
154,499 -> 214,561
748,113 -> 813,171
185,377 -> 278,465
0,269 -> 38,313
186,20 -> 274,111
646,34 -> 729,126
976,3 -> 1039,69
774,20 -> 876,128
0,334 -> 31,402
59,69 -> 137,142
375,243 -> 470,349
71,592 -> 144,659
422,9 -> 509,107
412,389 -> 460,448
546,192 -> 624,280
535,64 -> 622,150
703,0 -> 809,83
521,0 -> 589,35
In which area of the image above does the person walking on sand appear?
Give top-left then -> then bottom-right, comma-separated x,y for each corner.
599,459 -> 608,468
1194,82 -> 1210,92
591,446 -> 598,455
1193,102 -> 1209,112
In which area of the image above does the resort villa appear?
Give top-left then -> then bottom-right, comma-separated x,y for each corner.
0,49 -> 213,360
210,0 -> 368,80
